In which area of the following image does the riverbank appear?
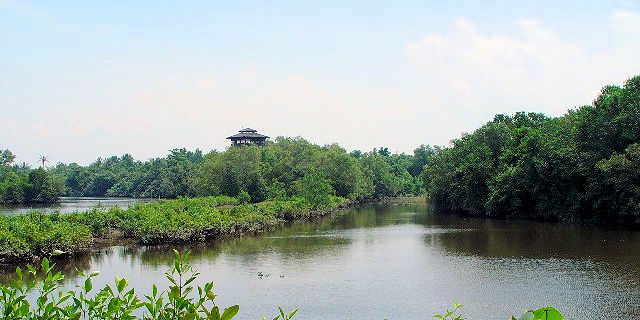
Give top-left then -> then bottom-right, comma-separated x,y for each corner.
0,195 -> 350,264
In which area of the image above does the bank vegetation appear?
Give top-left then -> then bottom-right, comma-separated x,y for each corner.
423,75 -> 639,226
0,194 -> 347,263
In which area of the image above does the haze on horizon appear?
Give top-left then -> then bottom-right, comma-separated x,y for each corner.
1,0 -> 639,166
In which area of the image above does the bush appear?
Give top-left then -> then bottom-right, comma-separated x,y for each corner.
0,195 -> 347,262
0,212 -> 92,263
237,191 -> 251,204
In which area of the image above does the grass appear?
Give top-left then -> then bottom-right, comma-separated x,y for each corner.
0,195 -> 348,263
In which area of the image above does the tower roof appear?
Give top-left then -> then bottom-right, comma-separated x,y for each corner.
227,128 -> 269,140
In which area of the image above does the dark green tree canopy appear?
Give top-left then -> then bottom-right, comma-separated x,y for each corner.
423,75 -> 640,226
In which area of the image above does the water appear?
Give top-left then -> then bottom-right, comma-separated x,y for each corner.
0,197 -> 157,215
3,203 -> 640,319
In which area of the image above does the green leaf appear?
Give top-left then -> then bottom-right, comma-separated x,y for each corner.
170,285 -> 180,298
212,306 -> 221,320
221,305 -> 239,320
184,276 -> 196,287
173,249 -> 180,261
84,278 -> 92,292
532,307 -> 563,320
288,308 -> 298,319
174,259 -> 181,274
182,313 -> 196,320
27,264 -> 36,275
117,277 -> 128,293
42,257 -> 50,272
517,311 -> 535,320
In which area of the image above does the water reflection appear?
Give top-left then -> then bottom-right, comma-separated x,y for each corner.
0,197 -> 157,215
425,217 -> 640,260
1,203 -> 639,319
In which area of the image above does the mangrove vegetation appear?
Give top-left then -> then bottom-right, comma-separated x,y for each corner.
0,194 -> 347,263
423,75 -> 640,226
0,150 -> 64,204
2,139 -> 429,204
1,74 -> 638,239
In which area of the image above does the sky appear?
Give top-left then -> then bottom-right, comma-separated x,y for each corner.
1,0 -> 639,166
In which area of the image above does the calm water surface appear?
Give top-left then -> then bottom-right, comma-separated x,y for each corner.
0,197 -> 156,215
3,203 -> 640,319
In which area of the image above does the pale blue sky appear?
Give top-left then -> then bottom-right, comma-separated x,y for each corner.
1,0 -> 639,165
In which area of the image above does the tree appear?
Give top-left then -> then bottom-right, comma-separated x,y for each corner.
294,172 -> 334,208
360,153 -> 401,197
408,145 -> 434,177
24,168 -> 64,203
422,74 -> 640,225
0,149 -> 16,167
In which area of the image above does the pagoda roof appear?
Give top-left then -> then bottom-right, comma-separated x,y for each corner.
227,132 -> 269,140
239,128 -> 257,132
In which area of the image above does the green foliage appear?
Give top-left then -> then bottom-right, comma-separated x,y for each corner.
0,195 -> 347,262
194,146 -> 266,201
266,179 -> 288,201
591,143 -> 640,224
262,307 -> 298,320
423,75 -> 640,225
0,149 -> 16,167
53,149 -> 203,199
433,303 -> 567,320
513,307 -> 564,320
0,171 -> 28,204
0,151 -> 64,204
49,137 -> 423,203
25,169 -> 65,203
0,211 -> 93,263
0,259 -> 564,320
237,191 -> 251,204
293,172 -> 334,208
360,153 -> 402,197
409,145 -> 435,177
0,250 -> 246,320
434,301 -> 465,320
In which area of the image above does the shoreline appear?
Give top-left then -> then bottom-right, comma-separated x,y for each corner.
0,196 -> 361,265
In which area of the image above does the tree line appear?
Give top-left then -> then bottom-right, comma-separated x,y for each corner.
2,74 -> 638,226
0,150 -> 64,204
422,75 -> 639,226
1,140 -> 430,204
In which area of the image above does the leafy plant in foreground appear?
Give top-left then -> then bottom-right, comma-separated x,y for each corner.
512,307 -> 564,320
0,250 -> 246,320
2,252 -> 566,319
434,302 -> 567,320
434,301 -> 464,320
262,306 -> 298,320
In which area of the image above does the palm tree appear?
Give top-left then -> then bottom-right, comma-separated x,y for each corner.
39,155 -> 48,168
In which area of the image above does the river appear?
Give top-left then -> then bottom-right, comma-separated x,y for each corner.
0,197 -> 157,215
2,202 -> 639,319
